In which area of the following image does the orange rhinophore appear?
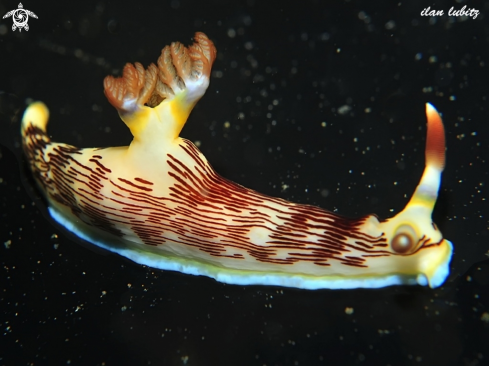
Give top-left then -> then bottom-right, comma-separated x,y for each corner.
425,103 -> 446,171
21,33 -> 452,289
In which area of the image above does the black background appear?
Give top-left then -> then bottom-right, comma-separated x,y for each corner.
1,0 -> 488,365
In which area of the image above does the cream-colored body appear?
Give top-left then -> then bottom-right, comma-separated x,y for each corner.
21,33 -> 452,289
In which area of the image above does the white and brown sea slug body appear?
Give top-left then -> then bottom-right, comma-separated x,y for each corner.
21,32 -> 452,289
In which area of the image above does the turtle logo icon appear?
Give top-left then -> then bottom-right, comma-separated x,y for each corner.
3,3 -> 38,32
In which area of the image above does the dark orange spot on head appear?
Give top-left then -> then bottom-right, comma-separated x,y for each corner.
391,224 -> 418,254
392,233 -> 414,254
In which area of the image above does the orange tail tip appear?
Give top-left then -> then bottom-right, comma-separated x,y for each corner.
425,103 -> 446,171
103,32 -> 216,113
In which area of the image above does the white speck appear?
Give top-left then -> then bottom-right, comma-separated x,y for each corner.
337,105 -> 351,115
320,32 -> 330,41
385,20 -> 396,29
358,11 -> 368,20
481,312 -> 489,323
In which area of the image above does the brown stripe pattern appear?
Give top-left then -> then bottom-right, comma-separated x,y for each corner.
22,123 -> 396,272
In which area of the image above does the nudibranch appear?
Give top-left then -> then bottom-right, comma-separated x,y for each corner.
21,32 -> 453,289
